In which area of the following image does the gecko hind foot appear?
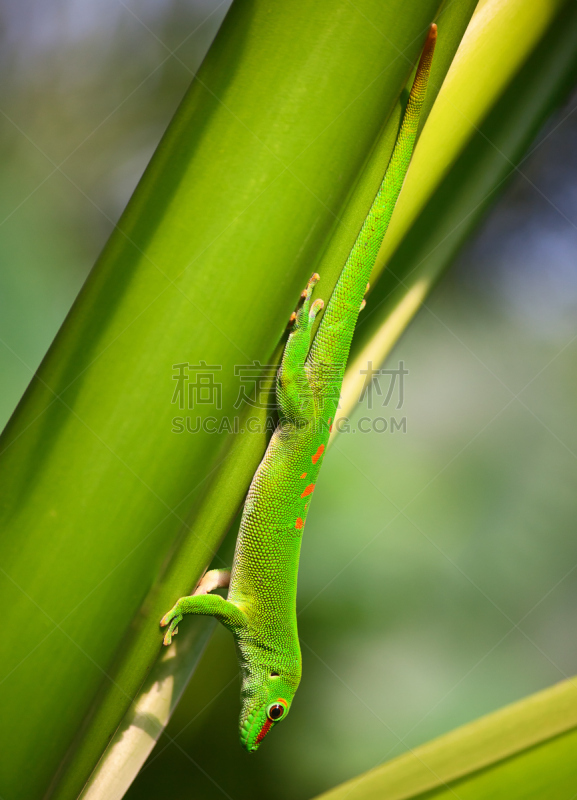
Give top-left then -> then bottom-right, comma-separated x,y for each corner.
300,272 -> 321,302
289,273 -> 321,328
295,273 -> 321,328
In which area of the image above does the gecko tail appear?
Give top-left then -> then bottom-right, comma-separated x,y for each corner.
307,24 -> 437,369
347,20 -> 437,274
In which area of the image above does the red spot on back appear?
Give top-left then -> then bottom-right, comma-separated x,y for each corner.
328,417 -> 333,433
312,444 -> 325,464
300,472 -> 307,479
295,517 -> 304,530
301,484 -> 315,498
256,718 -> 273,744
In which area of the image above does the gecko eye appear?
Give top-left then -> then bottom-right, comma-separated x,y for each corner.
267,702 -> 286,721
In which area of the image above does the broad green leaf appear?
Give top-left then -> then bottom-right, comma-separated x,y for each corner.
312,676 -> 577,799
0,2 -> 470,799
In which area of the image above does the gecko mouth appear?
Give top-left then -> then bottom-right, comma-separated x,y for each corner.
254,718 -> 273,747
241,706 -> 280,752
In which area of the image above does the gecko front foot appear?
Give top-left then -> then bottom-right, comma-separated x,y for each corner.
160,605 -> 183,645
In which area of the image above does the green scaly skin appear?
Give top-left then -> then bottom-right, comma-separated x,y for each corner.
161,25 -> 437,752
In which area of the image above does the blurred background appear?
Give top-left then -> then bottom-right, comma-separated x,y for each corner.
1,1 -> 576,798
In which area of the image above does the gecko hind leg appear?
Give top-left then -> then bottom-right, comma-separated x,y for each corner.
278,274 -> 324,421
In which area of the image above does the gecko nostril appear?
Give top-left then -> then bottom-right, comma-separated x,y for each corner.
270,671 -> 279,677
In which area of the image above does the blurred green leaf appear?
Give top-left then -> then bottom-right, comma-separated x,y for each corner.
312,676 -> 577,799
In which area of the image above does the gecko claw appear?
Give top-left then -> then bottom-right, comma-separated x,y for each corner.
359,298 -> 366,312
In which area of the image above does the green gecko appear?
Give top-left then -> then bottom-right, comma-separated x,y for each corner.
161,25 -> 437,752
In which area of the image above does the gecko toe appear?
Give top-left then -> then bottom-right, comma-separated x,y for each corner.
302,273 -> 320,298
310,298 -> 324,320
162,614 -> 182,646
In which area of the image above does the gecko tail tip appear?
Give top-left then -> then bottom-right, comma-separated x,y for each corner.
425,23 -> 437,48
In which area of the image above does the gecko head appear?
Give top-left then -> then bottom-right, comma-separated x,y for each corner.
239,670 -> 298,752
